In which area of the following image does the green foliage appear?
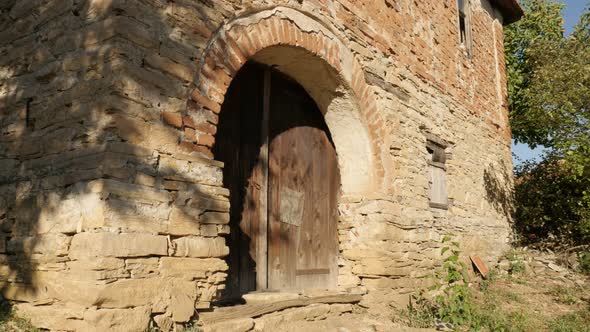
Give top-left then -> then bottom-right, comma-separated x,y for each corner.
548,286 -> 579,305
398,239 -> 537,331
579,252 -> 590,275
400,291 -> 437,328
505,250 -> 527,274
514,158 -> 590,246
468,299 -> 535,332
506,0 -> 590,247
507,1 -> 590,248
429,236 -> 473,327
505,0 -> 590,151
399,237 -> 477,329
548,307 -> 590,332
0,299 -> 39,332
397,240 -> 590,331
505,0 -> 566,147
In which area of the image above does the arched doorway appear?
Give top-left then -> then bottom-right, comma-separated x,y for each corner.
214,62 -> 340,300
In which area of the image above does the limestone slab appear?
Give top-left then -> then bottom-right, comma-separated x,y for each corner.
69,232 -> 169,258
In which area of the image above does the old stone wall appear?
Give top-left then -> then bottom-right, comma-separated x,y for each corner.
0,0 -> 515,330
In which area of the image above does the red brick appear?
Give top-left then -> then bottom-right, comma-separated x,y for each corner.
275,18 -> 286,44
197,133 -> 215,148
179,141 -> 213,159
286,22 -> 297,46
249,25 -> 264,52
195,121 -> 217,135
184,127 -> 197,142
162,112 -> 183,129
303,32 -> 312,51
268,18 -> 280,44
187,99 -> 199,113
203,109 -> 219,125
209,41 -> 227,68
255,22 -> 271,49
294,27 -> 302,46
311,33 -> 321,55
225,32 -> 247,64
201,61 -> 232,90
183,115 -> 196,128
191,89 -> 221,114
194,145 -> 214,158
207,85 -> 225,105
237,27 -> 258,58
281,20 -> 289,45
225,34 -> 247,71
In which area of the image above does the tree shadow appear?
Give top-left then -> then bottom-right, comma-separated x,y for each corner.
483,159 -> 514,222
0,0 -> 234,328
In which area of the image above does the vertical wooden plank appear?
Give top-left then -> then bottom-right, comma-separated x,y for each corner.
256,69 -> 271,291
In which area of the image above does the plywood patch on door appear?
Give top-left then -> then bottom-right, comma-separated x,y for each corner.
279,187 -> 304,227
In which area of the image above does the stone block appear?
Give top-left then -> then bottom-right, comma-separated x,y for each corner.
329,303 -> 353,315
67,257 -> 125,271
170,292 -> 195,322
126,257 -> 159,278
352,259 -> 413,277
69,232 -> 169,258
167,206 -> 201,236
78,193 -> 107,230
7,234 -> 71,256
188,194 -> 230,212
200,212 -> 230,225
14,303 -> 87,331
134,172 -> 157,187
160,257 -> 228,279
84,306 -> 151,332
94,278 -> 163,308
87,179 -> 171,203
172,237 -> 228,258
154,314 -> 174,332
204,318 -> 254,332
145,54 -> 194,82
200,224 -> 218,237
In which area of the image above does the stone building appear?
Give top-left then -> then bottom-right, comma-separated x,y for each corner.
0,0 -> 521,330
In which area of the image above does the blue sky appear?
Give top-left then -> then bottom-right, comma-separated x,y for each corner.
511,0 -> 587,164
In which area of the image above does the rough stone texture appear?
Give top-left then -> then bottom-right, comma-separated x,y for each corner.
0,0 -> 516,330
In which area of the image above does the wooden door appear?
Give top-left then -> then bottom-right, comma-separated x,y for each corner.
267,71 -> 340,290
215,63 -> 339,298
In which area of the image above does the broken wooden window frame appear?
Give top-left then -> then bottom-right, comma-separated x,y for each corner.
458,0 -> 473,57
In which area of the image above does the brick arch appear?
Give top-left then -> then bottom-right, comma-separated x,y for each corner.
178,7 -> 385,193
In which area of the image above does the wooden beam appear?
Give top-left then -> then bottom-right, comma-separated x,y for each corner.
256,68 -> 271,291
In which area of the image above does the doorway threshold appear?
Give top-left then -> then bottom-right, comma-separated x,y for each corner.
200,290 -> 361,325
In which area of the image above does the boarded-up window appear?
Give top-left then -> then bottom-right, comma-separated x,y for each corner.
427,140 -> 448,209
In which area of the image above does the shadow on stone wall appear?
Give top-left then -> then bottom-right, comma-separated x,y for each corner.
0,0 -> 236,329
483,160 -> 514,222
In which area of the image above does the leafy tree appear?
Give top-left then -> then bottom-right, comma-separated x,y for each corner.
506,1 -> 590,246
514,159 -> 590,246
505,0 -> 565,147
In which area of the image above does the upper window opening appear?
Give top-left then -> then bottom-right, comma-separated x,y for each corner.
458,0 -> 472,57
